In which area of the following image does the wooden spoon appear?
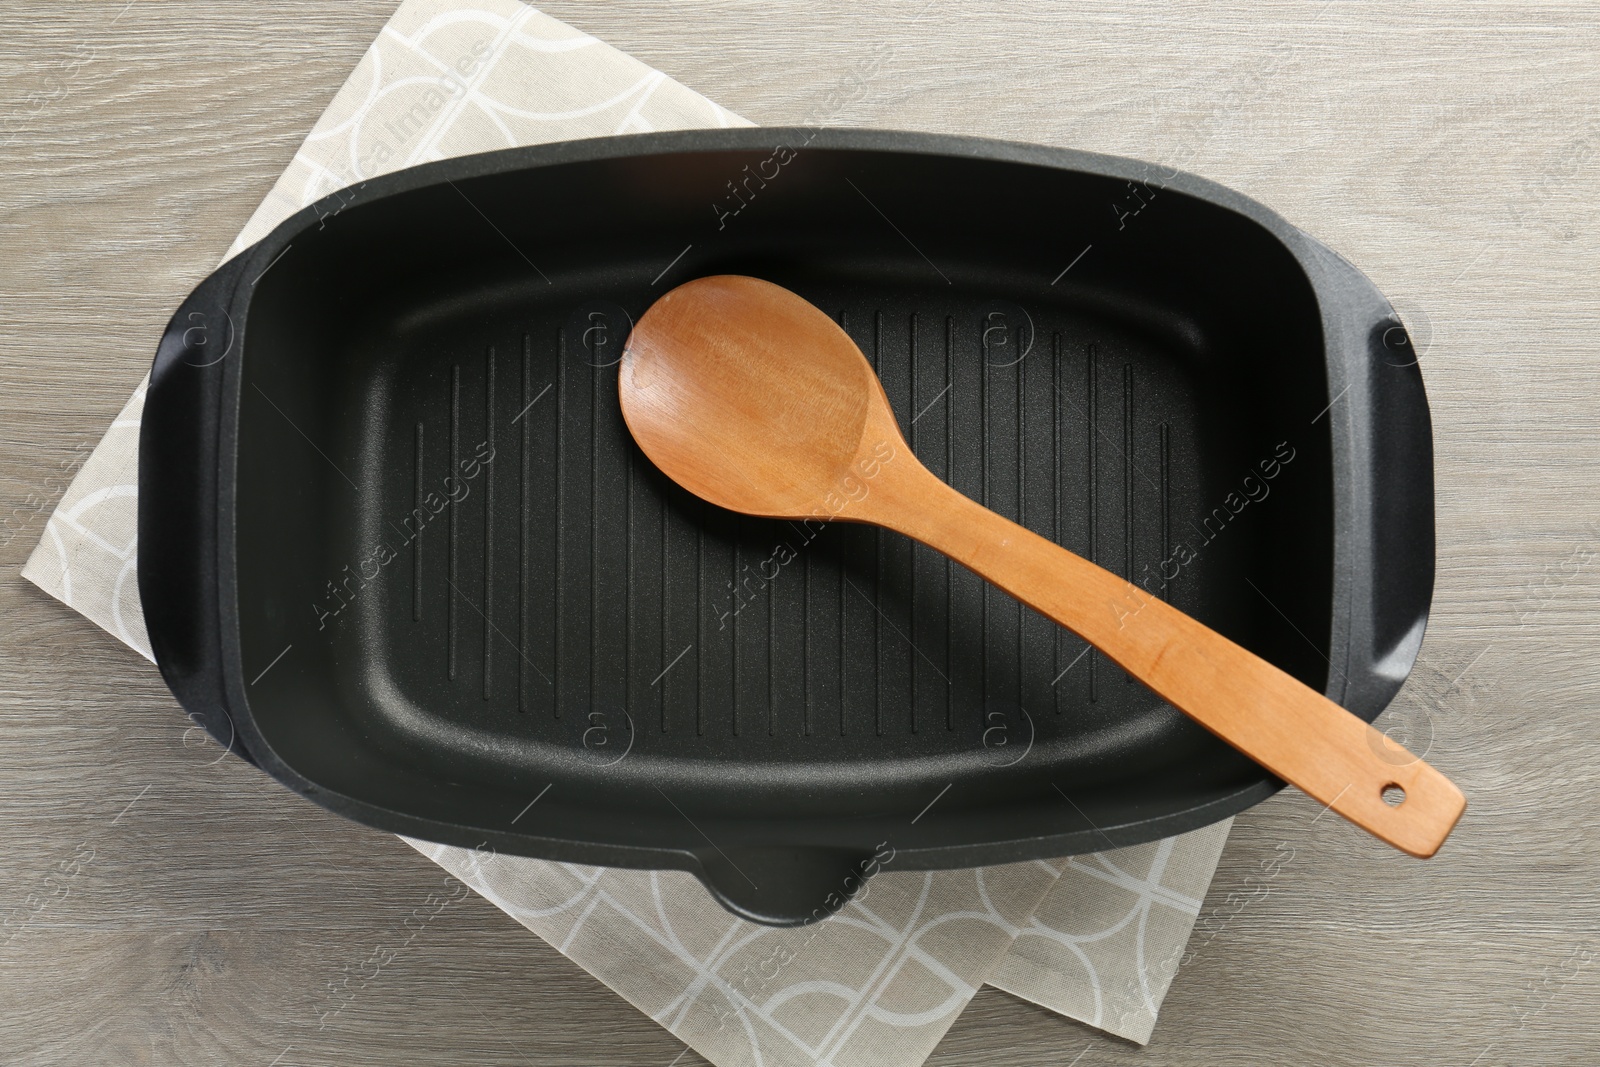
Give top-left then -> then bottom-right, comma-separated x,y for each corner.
619,275 -> 1466,857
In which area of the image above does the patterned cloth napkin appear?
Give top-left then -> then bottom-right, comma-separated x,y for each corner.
21,0 -> 1232,1058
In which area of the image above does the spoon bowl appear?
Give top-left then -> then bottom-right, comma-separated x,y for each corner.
621,275 -> 891,519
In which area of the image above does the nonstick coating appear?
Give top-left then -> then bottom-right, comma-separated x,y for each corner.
139,129 -> 1434,924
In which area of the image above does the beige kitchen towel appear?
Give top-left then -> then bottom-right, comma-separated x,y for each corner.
988,823 -> 1232,1045
21,0 -> 1232,1056
414,841 -> 1072,1067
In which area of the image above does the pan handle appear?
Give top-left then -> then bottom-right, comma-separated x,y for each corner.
1360,308 -> 1436,689
1303,237 -> 1436,720
138,252 -> 256,765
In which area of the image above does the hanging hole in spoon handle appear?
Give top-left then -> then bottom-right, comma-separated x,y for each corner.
858,463 -> 1467,859
1310,736 -> 1463,857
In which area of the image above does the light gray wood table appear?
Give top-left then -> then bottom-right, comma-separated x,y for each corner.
2,1 -> 1596,1063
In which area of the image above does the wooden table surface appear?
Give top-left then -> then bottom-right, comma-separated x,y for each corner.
2,1 -> 1596,1063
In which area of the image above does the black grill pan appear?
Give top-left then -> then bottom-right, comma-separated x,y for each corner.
139,128 -> 1434,925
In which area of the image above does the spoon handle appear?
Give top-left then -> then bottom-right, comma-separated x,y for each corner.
871,465 -> 1466,857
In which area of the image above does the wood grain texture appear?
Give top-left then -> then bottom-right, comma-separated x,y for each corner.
2,1 -> 1597,1065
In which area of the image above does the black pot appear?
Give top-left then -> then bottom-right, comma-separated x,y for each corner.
139,128 -> 1433,925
